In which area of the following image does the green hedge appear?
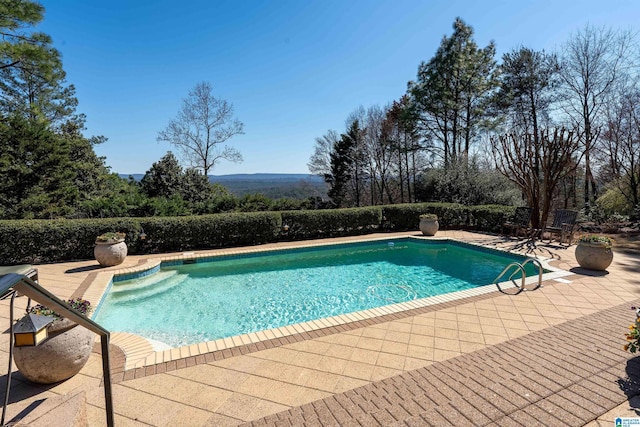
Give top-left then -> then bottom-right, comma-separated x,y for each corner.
0,204 -> 514,264
381,203 -> 514,232
280,207 -> 382,240
0,218 -> 143,264
137,212 -> 281,253
467,205 -> 516,233
382,202 -> 468,230
0,213 -> 280,264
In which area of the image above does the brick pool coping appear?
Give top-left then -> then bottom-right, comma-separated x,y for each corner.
85,235 -> 571,381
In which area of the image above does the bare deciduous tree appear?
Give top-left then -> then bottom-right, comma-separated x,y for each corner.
158,81 -> 244,174
559,25 -> 634,209
307,129 -> 339,177
602,87 -> 640,209
491,128 -> 584,228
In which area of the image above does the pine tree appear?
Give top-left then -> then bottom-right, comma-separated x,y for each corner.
408,18 -> 497,166
325,123 -> 357,208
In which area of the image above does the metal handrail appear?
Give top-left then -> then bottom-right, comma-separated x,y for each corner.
494,263 -> 526,294
0,273 -> 114,427
493,258 -> 543,294
520,258 -> 543,291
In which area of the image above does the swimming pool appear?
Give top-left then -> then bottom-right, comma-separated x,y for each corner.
94,238 -> 546,348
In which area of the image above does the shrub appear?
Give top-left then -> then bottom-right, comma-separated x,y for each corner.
467,205 -> 515,233
138,212 -> 281,253
0,218 -> 143,264
415,161 -> 520,206
238,194 -> 272,212
382,203 -> 468,230
0,204 -> 514,263
281,207 -> 382,240
381,203 -> 513,233
595,186 -> 633,218
270,198 -> 305,211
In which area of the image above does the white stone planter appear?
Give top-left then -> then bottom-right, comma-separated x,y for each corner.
419,218 -> 439,236
575,242 -> 613,271
14,318 -> 95,384
94,239 -> 127,267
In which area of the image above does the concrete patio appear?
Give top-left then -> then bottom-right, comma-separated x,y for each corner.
1,230 -> 639,426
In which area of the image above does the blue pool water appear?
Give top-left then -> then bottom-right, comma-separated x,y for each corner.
94,239 -> 539,347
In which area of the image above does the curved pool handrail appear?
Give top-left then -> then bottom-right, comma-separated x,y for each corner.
494,263 -> 526,294
520,258 -> 543,291
493,258 -> 544,295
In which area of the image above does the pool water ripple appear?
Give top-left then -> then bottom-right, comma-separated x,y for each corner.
94,239 -> 539,347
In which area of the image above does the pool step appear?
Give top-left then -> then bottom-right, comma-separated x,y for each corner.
110,272 -> 188,303
111,270 -> 179,294
111,270 -> 178,293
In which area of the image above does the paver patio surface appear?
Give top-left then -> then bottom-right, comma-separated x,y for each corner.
0,231 -> 639,426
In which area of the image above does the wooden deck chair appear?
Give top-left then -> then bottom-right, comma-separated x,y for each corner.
502,207 -> 533,237
544,209 -> 578,245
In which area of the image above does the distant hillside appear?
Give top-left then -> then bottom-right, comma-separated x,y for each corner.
120,173 -> 327,199
210,173 -> 323,183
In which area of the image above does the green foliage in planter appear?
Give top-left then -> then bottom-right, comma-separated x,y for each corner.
578,234 -> 612,248
281,207 -> 382,240
419,213 -> 438,220
29,298 -> 92,319
95,232 -> 126,242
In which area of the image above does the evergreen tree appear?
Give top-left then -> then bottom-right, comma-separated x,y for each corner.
0,115 -> 76,218
325,126 -> 356,208
494,47 -> 556,134
140,152 -> 184,199
182,167 -> 213,204
408,18 -> 497,166
0,0 -> 79,127
0,0 -> 50,71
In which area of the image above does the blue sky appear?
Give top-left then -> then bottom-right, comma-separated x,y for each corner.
37,0 -> 638,175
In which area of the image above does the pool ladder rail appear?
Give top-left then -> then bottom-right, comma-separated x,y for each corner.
493,258 -> 543,295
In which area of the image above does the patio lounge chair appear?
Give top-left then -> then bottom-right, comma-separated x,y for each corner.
544,209 -> 578,245
502,206 -> 533,237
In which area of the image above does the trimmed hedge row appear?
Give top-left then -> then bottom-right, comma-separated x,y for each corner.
137,212 -> 281,254
382,203 -> 516,232
281,207 -> 382,240
0,218 -> 143,264
0,213 -> 281,264
0,203 -> 515,264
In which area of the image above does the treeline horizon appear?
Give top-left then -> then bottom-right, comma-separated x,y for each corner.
310,18 -> 640,226
0,5 -> 638,224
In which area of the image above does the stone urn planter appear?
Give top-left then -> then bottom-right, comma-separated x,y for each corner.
575,235 -> 613,271
14,317 -> 95,384
419,214 -> 439,236
94,232 -> 127,267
